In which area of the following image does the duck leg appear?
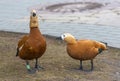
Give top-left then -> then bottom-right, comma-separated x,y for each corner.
26,61 -> 36,74
90,59 -> 94,71
35,58 -> 44,70
79,60 -> 83,70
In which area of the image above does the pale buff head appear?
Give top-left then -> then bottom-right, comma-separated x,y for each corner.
61,33 -> 76,44
30,10 -> 39,28
99,42 -> 107,50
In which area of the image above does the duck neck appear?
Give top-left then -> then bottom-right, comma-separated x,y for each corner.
67,39 -> 77,45
29,16 -> 39,28
29,16 -> 42,38
29,27 -> 42,38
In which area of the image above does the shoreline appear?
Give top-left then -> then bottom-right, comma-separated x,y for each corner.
0,30 -> 63,42
0,30 -> 119,49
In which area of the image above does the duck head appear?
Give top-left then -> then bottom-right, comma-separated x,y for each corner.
61,33 -> 77,44
30,10 -> 39,28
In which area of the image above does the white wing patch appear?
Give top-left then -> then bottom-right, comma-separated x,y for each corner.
19,44 -> 24,51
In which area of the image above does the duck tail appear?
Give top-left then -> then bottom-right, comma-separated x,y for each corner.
16,47 -> 19,57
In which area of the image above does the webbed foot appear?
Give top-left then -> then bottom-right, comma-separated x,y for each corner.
35,65 -> 44,71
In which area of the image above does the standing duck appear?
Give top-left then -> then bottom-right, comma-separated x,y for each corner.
60,33 -> 107,71
16,10 -> 46,74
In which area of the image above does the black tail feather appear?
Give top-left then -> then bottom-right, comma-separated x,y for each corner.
98,48 -> 103,54
16,47 -> 19,57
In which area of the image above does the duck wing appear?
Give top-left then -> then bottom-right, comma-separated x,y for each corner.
16,35 -> 29,56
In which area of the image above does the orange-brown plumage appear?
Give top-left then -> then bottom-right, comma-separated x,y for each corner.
16,10 -> 46,73
18,27 -> 46,60
67,39 -> 106,60
61,33 -> 107,71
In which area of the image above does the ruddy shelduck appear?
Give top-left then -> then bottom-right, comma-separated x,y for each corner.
60,33 -> 107,71
16,10 -> 46,74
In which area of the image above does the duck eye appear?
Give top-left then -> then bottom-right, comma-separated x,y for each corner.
63,35 -> 66,37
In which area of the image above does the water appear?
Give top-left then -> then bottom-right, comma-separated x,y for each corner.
0,0 -> 69,32
0,0 -> 120,48
41,22 -> 120,48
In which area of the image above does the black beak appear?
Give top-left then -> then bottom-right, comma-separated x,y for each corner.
56,37 -> 62,40
33,12 -> 36,17
100,41 -> 108,46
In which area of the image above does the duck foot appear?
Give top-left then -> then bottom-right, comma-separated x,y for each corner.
26,61 -> 36,74
78,60 -> 94,72
35,65 -> 44,71
35,59 -> 44,71
27,69 -> 36,74
79,67 -> 83,70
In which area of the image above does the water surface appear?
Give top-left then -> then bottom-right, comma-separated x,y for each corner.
0,0 -> 120,48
